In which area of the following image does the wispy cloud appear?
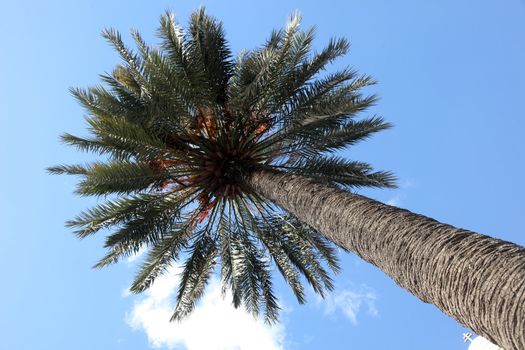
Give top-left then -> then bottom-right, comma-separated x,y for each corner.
316,284 -> 378,325
125,266 -> 286,350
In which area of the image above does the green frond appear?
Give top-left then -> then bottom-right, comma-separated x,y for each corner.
299,225 -> 345,270
228,47 -> 279,113
94,210 -> 182,268
131,29 -> 150,61
254,69 -> 363,154
101,27 -> 150,98
60,133 -> 121,158
297,78 -> 378,127
226,198 -> 262,315
279,227 -> 335,297
221,226 -> 242,306
130,220 -> 193,293
261,214 -> 336,297
229,198 -> 305,306
140,48 -> 196,118
70,87 -> 113,118
217,205 -> 234,289
279,156 -> 397,189
304,37 -> 350,77
187,7 -> 233,105
70,86 -> 146,121
108,64 -> 143,96
317,116 -> 392,152
158,11 -> 185,63
159,15 -> 203,108
66,189 -> 195,238
47,164 -> 89,175
283,116 -> 392,160
267,35 -> 352,117
280,215 -> 343,269
232,230 -> 263,317
261,27 -> 318,110
281,69 -> 363,122
74,161 -> 168,196
257,257 -> 280,323
65,196 -> 145,238
171,235 -> 217,321
84,115 -> 174,161
255,222 -> 306,304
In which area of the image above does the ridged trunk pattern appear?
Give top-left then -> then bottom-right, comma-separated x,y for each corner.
246,168 -> 525,350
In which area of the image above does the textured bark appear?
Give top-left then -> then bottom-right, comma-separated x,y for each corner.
245,168 -> 525,350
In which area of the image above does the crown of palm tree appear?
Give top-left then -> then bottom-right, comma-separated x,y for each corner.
49,8 -> 395,323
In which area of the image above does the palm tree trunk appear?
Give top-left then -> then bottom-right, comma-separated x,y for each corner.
245,168 -> 525,350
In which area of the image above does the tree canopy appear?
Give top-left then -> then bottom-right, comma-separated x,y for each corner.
49,8 -> 394,322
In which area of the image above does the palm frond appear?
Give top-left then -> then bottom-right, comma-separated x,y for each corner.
171,234 -> 217,321
187,7 -> 233,106
281,116 -> 392,163
73,161 -> 168,196
278,156 -> 397,189
101,28 -> 150,98
92,191 -> 200,269
129,220 -> 193,293
66,189 -> 195,238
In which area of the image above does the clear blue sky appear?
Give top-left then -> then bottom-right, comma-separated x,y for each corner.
1,1 -> 524,349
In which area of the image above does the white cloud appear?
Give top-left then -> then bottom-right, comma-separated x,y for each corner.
468,336 -> 503,350
125,266 -> 286,350
316,284 -> 378,325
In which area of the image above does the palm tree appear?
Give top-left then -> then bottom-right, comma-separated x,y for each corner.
49,9 -> 525,349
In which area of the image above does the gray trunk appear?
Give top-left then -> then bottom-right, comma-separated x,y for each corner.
245,168 -> 525,350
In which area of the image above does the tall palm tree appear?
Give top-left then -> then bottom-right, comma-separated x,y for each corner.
49,9 -> 524,349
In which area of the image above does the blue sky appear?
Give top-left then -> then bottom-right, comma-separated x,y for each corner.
1,1 -> 524,349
